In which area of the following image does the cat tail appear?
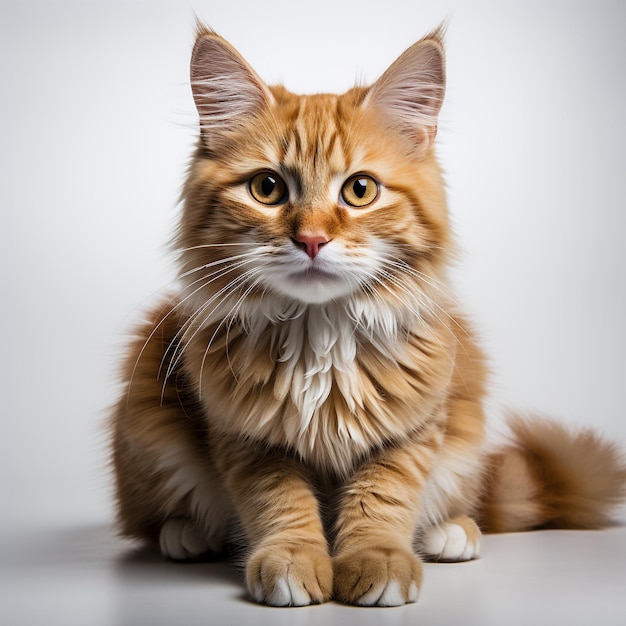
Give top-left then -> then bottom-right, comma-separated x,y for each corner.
480,414 -> 626,533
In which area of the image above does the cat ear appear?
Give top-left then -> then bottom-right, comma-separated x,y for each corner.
190,25 -> 273,149
364,29 -> 446,151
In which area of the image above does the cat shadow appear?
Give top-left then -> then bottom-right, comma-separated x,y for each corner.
115,541 -> 244,587
2,522 -> 244,590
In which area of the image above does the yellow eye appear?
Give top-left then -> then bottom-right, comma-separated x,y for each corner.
341,175 -> 379,207
249,172 -> 287,205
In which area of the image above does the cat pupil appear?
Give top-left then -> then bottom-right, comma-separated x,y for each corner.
353,179 -> 367,198
261,176 -> 276,196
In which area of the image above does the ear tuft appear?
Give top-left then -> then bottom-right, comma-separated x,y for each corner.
364,29 -> 446,151
190,25 -> 272,148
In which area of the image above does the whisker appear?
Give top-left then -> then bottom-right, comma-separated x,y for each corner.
159,265 -> 264,399
375,254 -> 468,337
376,266 -> 455,333
372,258 -> 472,364
355,266 -> 424,323
159,263 -> 261,387
127,249 -> 263,406
178,250 -> 262,280
125,269 -> 226,406
197,272 -> 265,398
177,255 -> 261,298
177,242 -> 260,253
352,259 -> 458,355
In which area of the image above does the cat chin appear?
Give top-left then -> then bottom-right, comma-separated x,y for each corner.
269,274 -> 356,305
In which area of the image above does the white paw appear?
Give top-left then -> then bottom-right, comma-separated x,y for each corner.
333,547 -> 422,606
159,518 -> 212,561
358,580 -> 420,607
421,522 -> 480,562
251,573 -> 312,607
246,545 -> 332,606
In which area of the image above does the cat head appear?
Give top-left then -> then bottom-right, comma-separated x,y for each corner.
177,24 -> 450,318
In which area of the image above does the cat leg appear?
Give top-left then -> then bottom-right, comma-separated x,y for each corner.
333,428 -> 441,607
114,390 -> 233,562
112,299 -> 233,559
214,439 -> 333,606
419,515 -> 481,562
154,446 -> 233,561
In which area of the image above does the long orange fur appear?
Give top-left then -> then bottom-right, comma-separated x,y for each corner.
110,24 -> 626,607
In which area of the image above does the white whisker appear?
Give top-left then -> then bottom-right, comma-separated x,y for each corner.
159,265 -> 264,400
178,243 -> 254,253
374,253 -> 466,329
178,250 -> 262,280
198,272 -> 265,398
372,255 -> 472,364
160,265 -> 258,382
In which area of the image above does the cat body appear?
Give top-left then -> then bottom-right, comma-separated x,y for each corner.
111,25 -> 626,606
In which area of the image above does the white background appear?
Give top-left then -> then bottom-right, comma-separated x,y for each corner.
1,1 -> 625,624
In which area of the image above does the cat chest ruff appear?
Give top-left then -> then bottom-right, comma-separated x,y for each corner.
186,298 -> 455,469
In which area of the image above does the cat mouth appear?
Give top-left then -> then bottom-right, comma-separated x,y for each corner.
271,263 -> 353,304
287,266 -> 340,283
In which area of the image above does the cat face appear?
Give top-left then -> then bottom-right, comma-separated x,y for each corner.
178,27 -> 449,313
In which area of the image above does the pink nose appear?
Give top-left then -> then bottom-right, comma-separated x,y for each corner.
293,234 -> 330,259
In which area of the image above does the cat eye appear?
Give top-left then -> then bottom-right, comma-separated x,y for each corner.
249,172 -> 288,206
341,175 -> 379,208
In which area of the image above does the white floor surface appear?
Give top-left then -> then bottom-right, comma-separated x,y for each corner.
2,520 -> 625,626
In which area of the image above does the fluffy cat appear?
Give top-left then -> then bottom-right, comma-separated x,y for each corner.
110,23 -> 626,607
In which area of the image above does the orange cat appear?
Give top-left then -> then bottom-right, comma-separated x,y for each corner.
110,24 -> 626,606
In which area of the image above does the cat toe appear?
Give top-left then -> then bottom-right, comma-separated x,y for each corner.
246,543 -> 333,606
333,547 -> 423,606
420,516 -> 481,562
159,517 -> 212,561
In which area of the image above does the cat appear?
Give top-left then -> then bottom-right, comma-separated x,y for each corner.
110,23 -> 626,607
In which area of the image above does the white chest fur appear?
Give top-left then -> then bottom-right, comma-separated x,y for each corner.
193,293 -> 437,474
272,304 -> 358,433
237,296 -> 409,437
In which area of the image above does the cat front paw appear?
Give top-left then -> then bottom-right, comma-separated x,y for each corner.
159,517 -> 217,561
246,543 -> 333,606
333,547 -> 422,606
420,515 -> 481,562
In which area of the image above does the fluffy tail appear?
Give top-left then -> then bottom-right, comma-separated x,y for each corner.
481,415 -> 626,533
